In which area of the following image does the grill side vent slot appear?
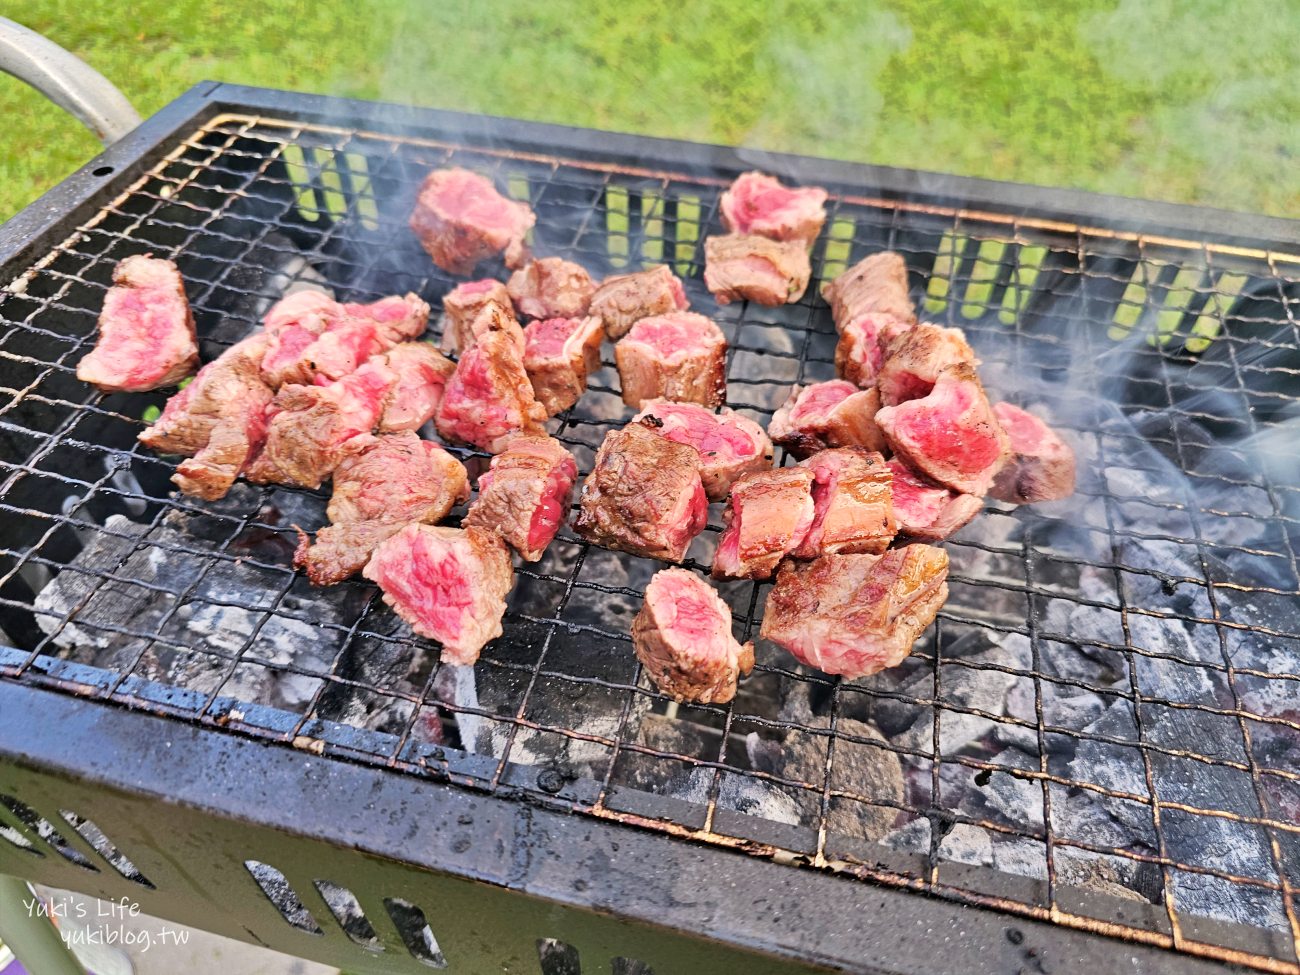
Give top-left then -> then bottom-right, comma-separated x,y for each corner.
0,794 -> 95,870
59,810 -> 153,887
243,860 -> 322,934
313,879 -> 381,950
383,897 -> 447,968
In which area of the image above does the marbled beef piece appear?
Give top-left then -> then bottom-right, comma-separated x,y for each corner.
507,257 -> 596,320
440,279 -> 514,354
138,334 -> 273,501
589,265 -> 688,339
822,251 -> 916,331
632,568 -> 755,704
767,381 -> 885,459
633,399 -> 773,502
615,311 -> 727,409
342,293 -> 430,344
77,255 -> 198,393
463,435 -> 578,561
989,402 -> 1076,504
888,459 -> 983,542
719,171 -> 827,247
294,432 -> 470,585
704,233 -> 812,307
377,342 -> 456,433
877,322 -> 977,406
794,447 -> 896,558
363,524 -> 514,666
523,315 -> 604,415
573,420 -> 708,563
876,362 -> 1011,496
434,329 -> 548,453
760,546 -> 950,679
409,168 -> 535,274
712,466 -> 815,581
835,312 -> 912,387
448,300 -> 527,361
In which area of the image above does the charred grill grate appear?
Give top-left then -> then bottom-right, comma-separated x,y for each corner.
1,105 -> 1299,973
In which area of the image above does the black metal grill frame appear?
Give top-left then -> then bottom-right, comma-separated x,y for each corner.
0,83 -> 1298,975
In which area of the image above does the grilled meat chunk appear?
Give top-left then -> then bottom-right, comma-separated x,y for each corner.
363,524 -> 514,665
712,467 -> 815,580
768,381 -> 885,459
835,312 -> 911,387
822,251 -> 916,331
888,459 -> 983,541
464,435 -> 578,561
615,311 -> 727,409
138,334 -> 273,500
633,399 -> 773,502
632,568 -> 755,704
435,329 -> 548,453
761,546 -> 950,679
589,265 -> 688,339
704,233 -> 811,306
507,257 -> 596,320
719,171 -> 828,246
409,167 -> 535,274
294,432 -> 470,585
440,279 -> 515,354
523,315 -> 604,415
795,447 -> 896,558
77,255 -> 198,393
377,342 -> 456,433
574,420 -> 708,562
877,322 -> 977,406
343,293 -> 431,344
876,362 -> 1011,496
989,403 -> 1076,504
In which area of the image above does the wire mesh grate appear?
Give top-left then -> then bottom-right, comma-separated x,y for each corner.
1,111 -> 1299,972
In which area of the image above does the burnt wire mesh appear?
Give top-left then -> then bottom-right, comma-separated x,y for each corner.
1,113 -> 1299,971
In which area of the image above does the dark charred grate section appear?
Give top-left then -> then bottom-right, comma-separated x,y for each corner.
1,113 -> 1299,972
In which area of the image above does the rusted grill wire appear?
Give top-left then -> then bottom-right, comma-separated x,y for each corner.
1,113 -> 1299,972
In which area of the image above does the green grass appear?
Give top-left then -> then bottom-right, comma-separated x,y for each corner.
2,0 -> 1297,223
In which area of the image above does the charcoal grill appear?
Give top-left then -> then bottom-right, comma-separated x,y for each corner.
1,82 -> 1298,975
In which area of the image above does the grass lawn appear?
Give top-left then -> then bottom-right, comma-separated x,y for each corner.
2,0 -> 1297,224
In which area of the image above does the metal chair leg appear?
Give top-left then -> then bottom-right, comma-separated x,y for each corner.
0,874 -> 87,975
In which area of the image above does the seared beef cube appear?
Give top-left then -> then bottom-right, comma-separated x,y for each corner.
615,311 -> 727,408
138,334 -> 273,501
877,322 -> 977,406
409,167 -> 535,274
835,312 -> 912,387
704,233 -> 811,306
245,360 -> 397,489
589,265 -> 688,339
377,342 -> 456,433
435,329 -> 548,453
342,293 -> 430,344
822,251 -> 916,330
507,258 -> 596,320
463,435 -> 578,561
888,459 -> 983,541
719,171 -> 827,246
875,362 -> 1010,496
574,420 -> 708,562
77,255 -> 198,393
363,524 -> 514,665
632,568 -> 755,704
768,381 -> 885,459
633,399 -> 773,502
712,467 -> 815,580
760,545 -> 949,679
294,432 -> 470,585
440,279 -> 514,353
794,447 -> 896,558
523,315 -> 604,415
989,402 -> 1076,504
449,300 -> 527,360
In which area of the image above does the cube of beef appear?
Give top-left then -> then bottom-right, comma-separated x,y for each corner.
875,362 -> 1011,496
409,167 -> 535,274
574,420 -> 708,563
768,380 -> 885,459
448,300 -> 527,360
794,447 -> 896,558
440,279 -> 514,353
989,402 -> 1076,504
877,322 -> 977,406
835,312 -> 910,387
77,255 -> 198,393
523,315 -> 604,415
760,545 -> 950,679
435,329 -> 548,453
704,233 -> 811,306
342,293 -> 430,344
719,171 -> 828,247
632,568 -> 755,704
463,435 -> 578,561
822,251 -> 916,330
377,342 -> 456,433
589,265 -> 688,339
888,459 -> 983,541
138,334 -> 273,501
363,524 -> 514,665
507,258 -> 596,320
294,432 -> 470,585
712,466 -> 815,580
615,311 -> 727,409
633,399 -> 773,502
